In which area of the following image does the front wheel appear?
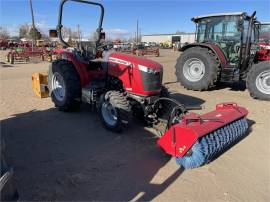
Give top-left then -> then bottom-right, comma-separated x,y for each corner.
246,61 -> 270,101
100,91 -> 131,132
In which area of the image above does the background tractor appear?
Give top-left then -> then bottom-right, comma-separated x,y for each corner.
32,0 -> 250,169
175,12 -> 270,101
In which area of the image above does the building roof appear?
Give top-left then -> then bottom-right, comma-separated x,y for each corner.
192,12 -> 247,22
142,33 -> 194,37
260,22 -> 270,25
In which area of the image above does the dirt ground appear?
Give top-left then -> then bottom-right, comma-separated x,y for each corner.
0,49 -> 269,201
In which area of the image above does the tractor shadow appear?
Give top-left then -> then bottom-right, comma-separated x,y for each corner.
2,105 -> 184,201
169,91 -> 205,107
0,61 -> 14,68
209,80 -> 247,92
164,80 -> 247,92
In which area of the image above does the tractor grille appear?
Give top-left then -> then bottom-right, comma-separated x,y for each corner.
140,71 -> 162,91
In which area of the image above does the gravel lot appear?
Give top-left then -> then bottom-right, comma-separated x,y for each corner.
1,49 -> 269,201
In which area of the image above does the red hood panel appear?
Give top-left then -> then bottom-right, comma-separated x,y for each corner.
109,52 -> 162,71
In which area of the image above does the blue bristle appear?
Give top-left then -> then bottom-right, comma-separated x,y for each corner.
175,141 -> 206,169
175,118 -> 248,169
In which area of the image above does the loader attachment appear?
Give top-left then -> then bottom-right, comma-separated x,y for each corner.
32,72 -> 49,98
157,103 -> 249,169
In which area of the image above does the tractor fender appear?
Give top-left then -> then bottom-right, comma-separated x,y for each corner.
181,43 -> 227,69
55,51 -> 90,86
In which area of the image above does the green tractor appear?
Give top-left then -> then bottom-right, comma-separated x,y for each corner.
175,12 -> 270,100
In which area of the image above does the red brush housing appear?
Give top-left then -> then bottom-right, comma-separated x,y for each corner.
157,103 -> 248,157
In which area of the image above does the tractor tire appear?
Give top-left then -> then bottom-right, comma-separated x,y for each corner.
10,55 -> 14,64
5,55 -> 10,63
100,91 -> 131,132
48,60 -> 81,111
1,138 -> 19,201
246,61 -> 270,101
175,47 -> 219,90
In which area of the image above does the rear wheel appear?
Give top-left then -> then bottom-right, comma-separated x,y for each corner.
5,55 -> 10,63
48,60 -> 81,111
100,91 -> 131,132
175,47 -> 219,90
246,61 -> 270,101
10,54 -> 14,64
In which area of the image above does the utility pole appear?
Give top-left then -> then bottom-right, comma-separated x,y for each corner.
77,24 -> 81,42
136,20 -> 139,45
29,0 -> 36,50
139,28 -> 141,43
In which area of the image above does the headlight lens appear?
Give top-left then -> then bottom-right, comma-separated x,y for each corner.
138,64 -> 159,74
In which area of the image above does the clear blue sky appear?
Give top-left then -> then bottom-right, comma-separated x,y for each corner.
1,0 -> 270,39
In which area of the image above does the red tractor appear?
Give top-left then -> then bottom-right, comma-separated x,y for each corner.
40,0 -> 250,169
256,22 -> 270,61
176,12 -> 270,101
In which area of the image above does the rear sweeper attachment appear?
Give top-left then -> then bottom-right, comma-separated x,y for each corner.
157,102 -> 249,169
31,0 -> 250,169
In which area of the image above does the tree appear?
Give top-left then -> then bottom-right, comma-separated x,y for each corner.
0,26 -> 10,39
19,24 -> 30,38
175,30 -> 186,34
29,27 -> 42,40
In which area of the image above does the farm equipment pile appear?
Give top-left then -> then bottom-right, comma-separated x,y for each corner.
5,44 -> 54,64
116,44 -> 160,57
32,0 -> 250,169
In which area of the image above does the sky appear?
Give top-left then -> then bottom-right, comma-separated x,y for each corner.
1,0 -> 270,39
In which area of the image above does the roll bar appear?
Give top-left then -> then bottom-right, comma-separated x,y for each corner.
57,0 -> 104,47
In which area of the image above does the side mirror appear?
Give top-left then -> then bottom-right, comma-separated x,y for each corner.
49,29 -> 58,38
100,32 -> 105,40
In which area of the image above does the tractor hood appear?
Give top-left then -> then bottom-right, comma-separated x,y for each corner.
107,51 -> 163,96
108,52 -> 163,72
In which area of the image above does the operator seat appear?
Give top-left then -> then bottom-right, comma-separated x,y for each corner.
76,41 -> 97,60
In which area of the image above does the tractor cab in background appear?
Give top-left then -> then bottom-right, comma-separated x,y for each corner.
176,12 -> 270,100
193,12 -> 258,68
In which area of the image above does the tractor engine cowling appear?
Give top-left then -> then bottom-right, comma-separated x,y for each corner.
108,52 -> 163,96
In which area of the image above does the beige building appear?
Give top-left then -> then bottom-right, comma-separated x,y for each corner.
141,33 -> 195,47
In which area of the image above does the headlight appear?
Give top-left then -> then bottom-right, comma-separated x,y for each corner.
260,45 -> 270,50
138,64 -> 158,74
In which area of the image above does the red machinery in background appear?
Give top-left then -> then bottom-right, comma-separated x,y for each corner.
5,44 -> 54,64
0,39 -> 8,50
256,22 -> 270,61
